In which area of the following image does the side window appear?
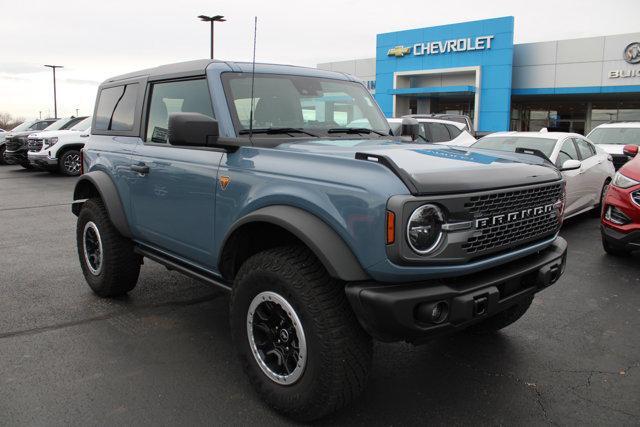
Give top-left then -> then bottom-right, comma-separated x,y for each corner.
146,79 -> 214,144
430,123 -> 451,142
94,84 -> 139,132
575,138 -> 595,159
557,139 -> 579,167
111,84 -> 139,131
446,124 -> 461,138
94,86 -> 124,131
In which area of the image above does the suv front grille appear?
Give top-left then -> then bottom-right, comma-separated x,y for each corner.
28,139 -> 43,152
5,138 -> 24,151
632,190 -> 640,206
461,183 -> 563,255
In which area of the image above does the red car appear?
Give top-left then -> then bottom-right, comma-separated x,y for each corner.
601,144 -> 640,256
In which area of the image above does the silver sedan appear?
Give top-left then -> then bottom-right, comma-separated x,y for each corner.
472,131 -> 616,219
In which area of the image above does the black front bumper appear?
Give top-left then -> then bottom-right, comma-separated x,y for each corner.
4,149 -> 28,165
346,237 -> 567,343
601,226 -> 640,251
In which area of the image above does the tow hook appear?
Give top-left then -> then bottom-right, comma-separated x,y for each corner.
473,296 -> 488,317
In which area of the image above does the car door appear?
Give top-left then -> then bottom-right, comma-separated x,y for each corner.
129,77 -> 224,269
556,137 -> 589,216
575,138 -> 608,205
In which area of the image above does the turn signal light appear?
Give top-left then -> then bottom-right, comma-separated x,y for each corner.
386,211 -> 395,244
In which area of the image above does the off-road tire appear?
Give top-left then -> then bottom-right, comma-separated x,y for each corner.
20,162 -> 34,170
230,246 -> 372,421
467,296 -> 533,334
602,235 -> 630,257
59,149 -> 81,176
76,198 -> 141,297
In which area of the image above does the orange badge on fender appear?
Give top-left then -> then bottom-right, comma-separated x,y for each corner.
219,175 -> 231,190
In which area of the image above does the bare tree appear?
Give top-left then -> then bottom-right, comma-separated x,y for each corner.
0,113 -> 26,131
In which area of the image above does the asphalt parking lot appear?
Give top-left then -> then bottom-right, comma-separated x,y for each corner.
0,164 -> 639,426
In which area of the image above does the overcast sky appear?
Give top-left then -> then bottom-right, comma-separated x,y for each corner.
1,0 -> 639,120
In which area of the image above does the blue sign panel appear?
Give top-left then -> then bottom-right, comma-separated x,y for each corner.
375,16 -> 514,132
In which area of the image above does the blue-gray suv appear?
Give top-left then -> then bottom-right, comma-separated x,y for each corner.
73,59 -> 568,421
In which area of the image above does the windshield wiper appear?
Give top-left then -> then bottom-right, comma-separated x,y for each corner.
239,127 -> 318,137
327,127 -> 388,137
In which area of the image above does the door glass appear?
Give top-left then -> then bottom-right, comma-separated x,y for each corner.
95,86 -> 125,131
557,139 -> 579,167
575,138 -> 595,160
146,79 -> 214,144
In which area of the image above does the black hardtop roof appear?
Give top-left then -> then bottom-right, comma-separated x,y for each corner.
102,59 -> 356,86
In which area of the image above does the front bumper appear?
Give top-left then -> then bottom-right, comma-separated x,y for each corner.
28,151 -> 58,169
4,149 -> 28,165
601,226 -> 640,251
346,237 -> 567,343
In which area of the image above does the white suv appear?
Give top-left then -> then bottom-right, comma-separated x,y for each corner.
587,122 -> 640,170
27,116 -> 91,176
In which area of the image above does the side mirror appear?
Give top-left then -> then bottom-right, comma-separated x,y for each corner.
623,144 -> 638,157
560,159 -> 582,171
400,117 -> 420,141
168,112 -> 219,147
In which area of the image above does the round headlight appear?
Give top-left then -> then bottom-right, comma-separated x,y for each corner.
406,204 -> 444,255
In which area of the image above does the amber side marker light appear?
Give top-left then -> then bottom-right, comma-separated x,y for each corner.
386,211 -> 395,244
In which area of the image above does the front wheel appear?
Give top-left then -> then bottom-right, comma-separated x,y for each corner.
59,149 -> 81,176
602,235 -> 630,257
76,198 -> 141,296
592,181 -> 610,217
230,246 -> 372,421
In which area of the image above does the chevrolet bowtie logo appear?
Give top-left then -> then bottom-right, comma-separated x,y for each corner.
387,46 -> 411,57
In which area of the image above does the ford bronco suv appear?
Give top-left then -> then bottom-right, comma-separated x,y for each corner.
72,60 -> 567,421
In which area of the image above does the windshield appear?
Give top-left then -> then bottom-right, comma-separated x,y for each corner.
472,136 -> 558,157
70,116 -> 92,131
9,120 -> 35,132
44,118 -> 74,131
222,73 -> 390,137
587,127 -> 640,145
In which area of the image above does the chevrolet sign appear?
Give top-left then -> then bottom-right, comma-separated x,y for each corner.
475,203 -> 555,229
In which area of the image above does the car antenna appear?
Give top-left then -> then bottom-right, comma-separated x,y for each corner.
248,16 -> 257,143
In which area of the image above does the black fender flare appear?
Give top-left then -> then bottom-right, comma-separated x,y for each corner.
72,170 -> 132,238
221,205 -> 369,281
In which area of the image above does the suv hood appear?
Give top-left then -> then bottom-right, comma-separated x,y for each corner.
594,144 -> 626,155
280,139 -> 561,195
28,129 -> 82,139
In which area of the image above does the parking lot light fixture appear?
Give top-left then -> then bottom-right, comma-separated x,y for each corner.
198,14 -> 226,59
44,65 -> 63,119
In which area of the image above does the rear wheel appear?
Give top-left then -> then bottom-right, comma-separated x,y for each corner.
76,198 -> 141,296
467,296 -> 533,334
59,149 -> 81,176
230,246 -> 372,421
602,235 -> 630,257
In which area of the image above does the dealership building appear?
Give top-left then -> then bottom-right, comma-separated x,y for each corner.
318,17 -> 640,134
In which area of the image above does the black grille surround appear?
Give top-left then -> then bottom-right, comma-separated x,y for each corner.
5,137 -> 25,151
28,139 -> 44,152
462,183 -> 563,255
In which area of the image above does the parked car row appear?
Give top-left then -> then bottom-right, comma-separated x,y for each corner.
1,116 -> 90,175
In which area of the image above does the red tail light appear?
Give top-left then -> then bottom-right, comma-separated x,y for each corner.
623,144 -> 638,158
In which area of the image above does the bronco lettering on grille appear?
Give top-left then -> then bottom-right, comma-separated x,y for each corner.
475,203 -> 555,229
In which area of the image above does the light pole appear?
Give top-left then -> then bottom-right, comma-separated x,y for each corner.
198,15 -> 226,59
44,65 -> 63,119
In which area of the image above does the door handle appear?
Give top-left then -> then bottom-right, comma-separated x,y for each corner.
130,164 -> 150,174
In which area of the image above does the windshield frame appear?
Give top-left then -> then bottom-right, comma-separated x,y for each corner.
220,72 -> 391,140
